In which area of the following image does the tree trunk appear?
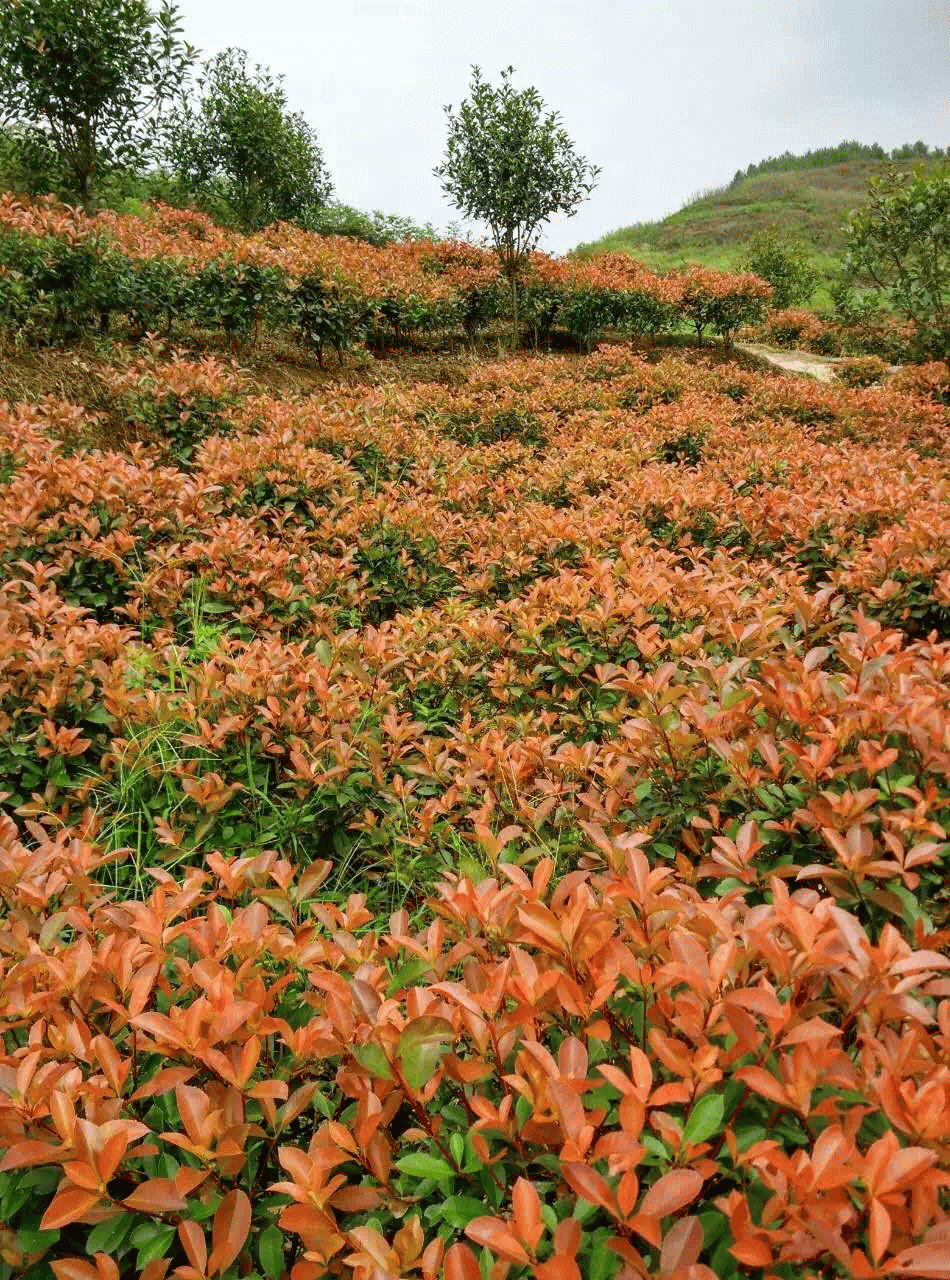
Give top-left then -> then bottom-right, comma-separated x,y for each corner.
79,166 -> 96,215
509,275 -> 520,349
77,118 -> 97,214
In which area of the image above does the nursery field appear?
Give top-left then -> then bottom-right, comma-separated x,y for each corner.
1,330 -> 950,1280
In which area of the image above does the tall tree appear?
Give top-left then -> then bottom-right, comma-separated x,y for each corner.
434,65 -> 600,343
0,0 -> 193,212
165,48 -> 332,232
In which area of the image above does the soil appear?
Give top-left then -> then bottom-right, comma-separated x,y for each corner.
0,330 -> 832,428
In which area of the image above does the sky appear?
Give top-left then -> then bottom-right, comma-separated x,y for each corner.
169,0 -> 950,252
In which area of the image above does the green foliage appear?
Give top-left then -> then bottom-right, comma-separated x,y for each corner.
735,138 -> 947,182
844,165 -> 950,360
741,226 -> 820,309
0,228 -> 119,341
0,0 -> 193,211
435,65 -> 599,342
301,200 -> 439,245
164,47 -> 332,232
291,273 -> 371,364
439,405 -> 545,447
351,524 -> 458,625
0,123 -> 70,199
655,428 -> 705,466
191,257 -> 287,338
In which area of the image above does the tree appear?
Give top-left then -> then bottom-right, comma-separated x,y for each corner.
0,0 -> 193,212
434,65 -> 600,343
165,48 -> 332,233
844,165 -> 950,361
740,227 -> 819,310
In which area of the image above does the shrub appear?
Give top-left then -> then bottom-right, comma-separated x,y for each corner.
836,354 -> 890,387
100,349 -> 247,461
740,226 -> 820,309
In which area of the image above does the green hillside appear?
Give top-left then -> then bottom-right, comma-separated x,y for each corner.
574,143 -> 947,300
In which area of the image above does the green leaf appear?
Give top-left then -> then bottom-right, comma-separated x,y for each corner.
438,1195 -> 490,1228
396,1016 -> 454,1090
449,1132 -> 465,1168
137,1224 -> 176,1266
350,1041 -> 393,1081
683,1092 -> 725,1146
259,1224 -> 284,1278
395,1152 -> 456,1183
17,1226 -> 60,1252
386,956 -> 430,997
86,1212 -> 135,1255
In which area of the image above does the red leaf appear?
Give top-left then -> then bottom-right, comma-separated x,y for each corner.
512,1177 -> 543,1250
208,1188 -> 251,1276
465,1216 -> 530,1264
123,1177 -> 189,1213
444,1243 -> 482,1280
660,1216 -> 704,1274
178,1220 -> 207,1276
40,1188 -> 105,1230
51,1262 -> 99,1280
640,1169 -> 703,1219
562,1162 -> 616,1213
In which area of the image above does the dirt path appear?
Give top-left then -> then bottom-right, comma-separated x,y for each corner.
735,341 -> 843,383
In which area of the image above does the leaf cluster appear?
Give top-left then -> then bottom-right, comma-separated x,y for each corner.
434,67 -> 600,280
0,0 -> 193,208
163,48 -> 331,233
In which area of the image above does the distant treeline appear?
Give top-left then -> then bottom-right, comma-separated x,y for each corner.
733,139 -> 949,184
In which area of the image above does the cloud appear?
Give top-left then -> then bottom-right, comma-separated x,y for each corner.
170,0 -> 949,251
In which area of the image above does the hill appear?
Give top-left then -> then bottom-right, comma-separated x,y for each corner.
574,142 -> 947,299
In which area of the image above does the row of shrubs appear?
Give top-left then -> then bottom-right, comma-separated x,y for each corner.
0,195 -> 772,357
745,305 -> 923,365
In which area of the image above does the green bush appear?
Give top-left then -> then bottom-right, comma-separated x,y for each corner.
741,227 -> 820,309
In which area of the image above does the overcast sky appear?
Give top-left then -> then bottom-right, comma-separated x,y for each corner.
170,0 -> 949,252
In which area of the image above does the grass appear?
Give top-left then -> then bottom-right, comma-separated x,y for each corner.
574,157 -> 942,306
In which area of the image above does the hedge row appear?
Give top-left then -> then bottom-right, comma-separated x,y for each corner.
0,195 -> 771,355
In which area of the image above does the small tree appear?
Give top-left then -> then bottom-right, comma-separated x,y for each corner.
844,165 -> 950,361
434,65 -> 599,344
741,227 -> 819,310
165,48 -> 332,232
0,0 -> 193,212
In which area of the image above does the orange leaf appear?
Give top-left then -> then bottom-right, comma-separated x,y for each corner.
640,1168 -> 703,1219
51,1262 -> 100,1280
140,1264 -> 171,1280
534,1259 -> 581,1280
465,1216 -> 530,1264
868,1199 -> 892,1266
512,1177 -> 543,1251
0,1139 -> 60,1171
178,1220 -> 207,1276
208,1188 -> 251,1276
891,1245 -> 950,1278
123,1177 -> 189,1213
40,1188 -> 105,1230
444,1243 -> 482,1280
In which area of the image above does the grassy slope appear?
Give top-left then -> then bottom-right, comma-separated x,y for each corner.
574,159 -> 938,305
